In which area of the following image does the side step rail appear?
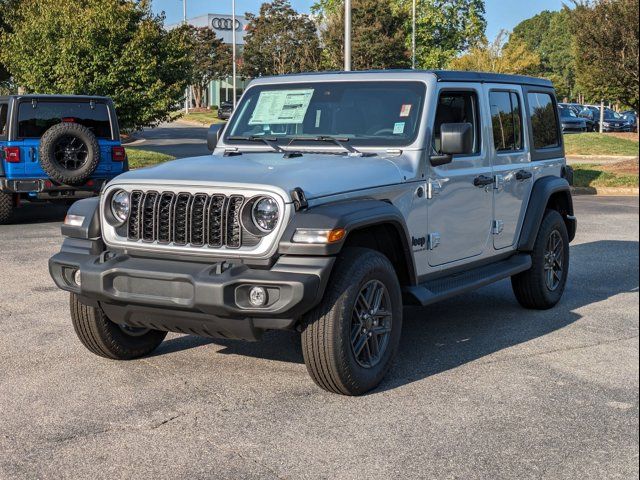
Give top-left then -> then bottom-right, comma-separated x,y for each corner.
403,254 -> 532,307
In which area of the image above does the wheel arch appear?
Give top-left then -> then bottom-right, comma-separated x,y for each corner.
279,199 -> 417,286
518,176 -> 576,252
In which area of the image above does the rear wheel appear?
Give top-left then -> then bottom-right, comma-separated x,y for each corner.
0,192 -> 13,224
512,210 -> 570,309
70,293 -> 167,359
301,248 -> 403,395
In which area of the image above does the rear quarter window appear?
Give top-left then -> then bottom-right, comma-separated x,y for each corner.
0,103 -> 8,138
527,93 -> 560,149
17,101 -> 112,139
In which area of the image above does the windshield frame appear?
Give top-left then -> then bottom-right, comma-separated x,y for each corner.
221,79 -> 429,150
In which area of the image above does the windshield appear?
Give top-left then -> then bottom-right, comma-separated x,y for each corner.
559,107 -> 577,118
224,81 -> 426,147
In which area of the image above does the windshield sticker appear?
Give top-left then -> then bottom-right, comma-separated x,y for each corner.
400,104 -> 412,117
393,122 -> 406,135
249,89 -> 314,125
315,109 -> 322,128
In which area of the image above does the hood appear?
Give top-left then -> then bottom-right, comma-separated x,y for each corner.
115,152 -> 405,201
561,117 -> 586,125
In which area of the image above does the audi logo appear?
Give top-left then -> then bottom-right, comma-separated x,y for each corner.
211,18 -> 241,31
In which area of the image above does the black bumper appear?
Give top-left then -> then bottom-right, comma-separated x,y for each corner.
1,177 -> 105,199
49,243 -> 334,341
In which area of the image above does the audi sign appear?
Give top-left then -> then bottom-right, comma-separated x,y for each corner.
211,17 -> 241,31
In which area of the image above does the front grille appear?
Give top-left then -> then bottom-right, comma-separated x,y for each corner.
127,191 -> 258,249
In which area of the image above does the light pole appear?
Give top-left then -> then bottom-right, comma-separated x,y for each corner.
344,0 -> 352,71
232,0 -> 238,110
412,0 -> 416,69
183,0 -> 189,115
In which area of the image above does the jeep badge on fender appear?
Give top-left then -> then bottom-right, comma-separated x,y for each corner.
49,71 -> 576,396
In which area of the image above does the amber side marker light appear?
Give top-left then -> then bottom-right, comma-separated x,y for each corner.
292,228 -> 346,244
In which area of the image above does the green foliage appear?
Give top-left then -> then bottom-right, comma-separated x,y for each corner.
321,0 -> 410,70
0,0 -> 192,131
126,148 -> 175,169
313,0 -> 486,69
572,164 -> 638,188
178,25 -> 232,108
571,0 -> 639,111
508,8 -> 576,99
563,132 -> 640,156
0,0 -> 18,89
450,31 -> 541,75
241,0 -> 321,77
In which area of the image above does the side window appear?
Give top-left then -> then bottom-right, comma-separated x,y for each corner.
489,91 -> 523,152
527,93 -> 560,149
432,91 -> 480,155
0,103 -> 8,138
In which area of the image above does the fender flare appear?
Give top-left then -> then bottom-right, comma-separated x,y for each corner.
518,176 -> 576,252
279,199 -> 417,284
61,196 -> 101,239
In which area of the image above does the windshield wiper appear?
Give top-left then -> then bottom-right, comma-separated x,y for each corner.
227,135 -> 284,153
287,136 -> 369,156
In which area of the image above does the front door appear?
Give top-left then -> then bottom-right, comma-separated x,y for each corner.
427,86 -> 493,267
485,86 -> 534,249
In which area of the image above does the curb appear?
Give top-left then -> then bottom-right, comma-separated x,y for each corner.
174,118 -> 223,128
571,186 -> 639,196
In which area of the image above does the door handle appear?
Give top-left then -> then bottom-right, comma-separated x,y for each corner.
515,170 -> 532,181
473,175 -> 494,187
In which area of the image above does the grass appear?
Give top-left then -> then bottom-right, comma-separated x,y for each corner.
572,160 -> 639,188
563,132 -> 639,156
180,109 -> 225,126
126,148 -> 175,169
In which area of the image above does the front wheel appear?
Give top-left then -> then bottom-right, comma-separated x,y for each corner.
511,210 -> 570,309
70,293 -> 167,359
301,248 -> 403,395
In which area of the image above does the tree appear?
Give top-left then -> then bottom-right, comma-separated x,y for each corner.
508,9 -> 576,99
313,0 -> 486,69
572,0 -> 639,110
0,0 -> 19,90
241,0 -> 321,77
450,31 -> 541,75
179,25 -> 232,108
0,0 -> 192,131
321,0 -> 409,70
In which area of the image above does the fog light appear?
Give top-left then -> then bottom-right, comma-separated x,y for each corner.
249,286 -> 268,307
73,269 -> 82,287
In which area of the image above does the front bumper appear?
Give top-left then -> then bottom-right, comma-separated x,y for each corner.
1,177 -> 105,199
49,244 -> 334,340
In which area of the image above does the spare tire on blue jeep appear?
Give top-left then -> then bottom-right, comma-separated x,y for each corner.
39,122 -> 101,186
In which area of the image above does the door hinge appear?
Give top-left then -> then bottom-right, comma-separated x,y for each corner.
494,174 -> 505,190
427,233 -> 441,250
492,220 -> 504,235
427,179 -> 442,199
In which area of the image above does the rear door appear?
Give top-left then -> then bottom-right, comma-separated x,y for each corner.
427,85 -> 493,267
485,86 -> 533,249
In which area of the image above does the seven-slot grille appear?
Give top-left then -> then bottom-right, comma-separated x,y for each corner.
126,190 -> 254,249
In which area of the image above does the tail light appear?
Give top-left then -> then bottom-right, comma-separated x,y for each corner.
3,147 -> 21,163
112,146 -> 126,162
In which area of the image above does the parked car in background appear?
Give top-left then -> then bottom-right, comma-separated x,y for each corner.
621,110 -> 638,133
0,95 -> 127,224
217,101 -> 234,120
559,102 -> 584,116
579,106 -> 630,132
559,105 -> 587,133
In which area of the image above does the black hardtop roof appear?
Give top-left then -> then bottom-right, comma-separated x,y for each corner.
258,69 -> 554,88
0,94 -> 113,102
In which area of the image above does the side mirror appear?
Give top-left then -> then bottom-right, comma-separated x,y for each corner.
430,122 -> 474,166
207,124 -> 225,151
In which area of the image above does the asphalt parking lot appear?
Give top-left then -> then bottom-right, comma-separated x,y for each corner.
0,196 -> 638,479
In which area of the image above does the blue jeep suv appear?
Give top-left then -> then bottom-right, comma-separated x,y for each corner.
0,95 -> 127,223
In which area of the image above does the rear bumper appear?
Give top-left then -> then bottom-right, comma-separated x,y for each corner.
0,177 -> 105,199
49,244 -> 334,340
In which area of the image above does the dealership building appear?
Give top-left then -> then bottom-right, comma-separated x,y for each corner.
170,13 -> 251,108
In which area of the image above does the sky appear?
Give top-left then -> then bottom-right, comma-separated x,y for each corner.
152,0 -> 566,40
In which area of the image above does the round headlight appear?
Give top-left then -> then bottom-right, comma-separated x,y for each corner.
110,190 -> 130,224
251,197 -> 279,233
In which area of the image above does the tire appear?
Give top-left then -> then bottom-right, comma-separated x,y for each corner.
0,191 -> 13,224
39,122 -> 100,186
512,210 -> 570,309
70,293 -> 167,360
301,248 -> 403,395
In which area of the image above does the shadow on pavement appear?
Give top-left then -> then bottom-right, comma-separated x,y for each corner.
4,202 -> 69,225
147,240 -> 640,392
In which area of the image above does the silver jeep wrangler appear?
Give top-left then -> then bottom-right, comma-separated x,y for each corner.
49,71 -> 576,395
